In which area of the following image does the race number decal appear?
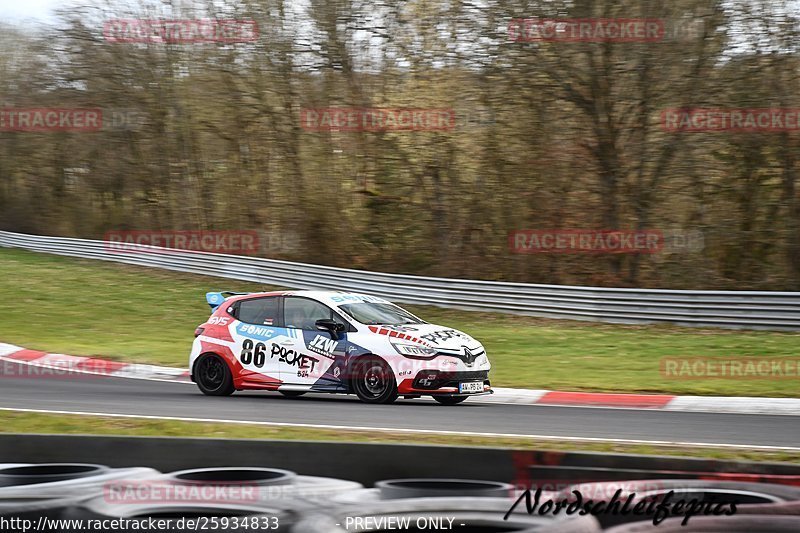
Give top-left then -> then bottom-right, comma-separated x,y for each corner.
240,339 -> 267,368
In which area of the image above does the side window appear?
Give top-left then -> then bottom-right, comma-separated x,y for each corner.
237,297 -> 281,326
283,297 -> 336,330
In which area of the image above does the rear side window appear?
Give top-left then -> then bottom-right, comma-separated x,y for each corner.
237,297 -> 280,326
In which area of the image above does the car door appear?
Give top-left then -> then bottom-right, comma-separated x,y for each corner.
230,296 -> 288,384
281,296 -> 348,385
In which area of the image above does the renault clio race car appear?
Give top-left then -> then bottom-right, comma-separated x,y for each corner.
190,291 -> 491,404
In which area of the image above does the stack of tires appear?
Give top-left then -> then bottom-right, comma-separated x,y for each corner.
557,479 -> 800,532
294,478 -> 599,532
2,463 -> 800,531
0,463 -> 361,531
0,463 -> 159,518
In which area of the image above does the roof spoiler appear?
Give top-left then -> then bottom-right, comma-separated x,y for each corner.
205,291 -> 249,312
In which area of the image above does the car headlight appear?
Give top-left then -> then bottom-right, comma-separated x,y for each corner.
391,343 -> 437,358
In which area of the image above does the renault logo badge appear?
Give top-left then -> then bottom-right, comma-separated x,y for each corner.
463,346 -> 475,366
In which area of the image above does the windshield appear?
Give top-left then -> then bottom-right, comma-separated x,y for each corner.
338,302 -> 425,326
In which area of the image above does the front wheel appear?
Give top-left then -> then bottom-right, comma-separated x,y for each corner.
194,353 -> 235,396
351,357 -> 398,404
433,395 -> 468,405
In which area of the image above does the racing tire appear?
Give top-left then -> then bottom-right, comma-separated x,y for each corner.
433,395 -> 468,405
557,479 -> 800,529
0,464 -> 109,488
351,357 -> 398,404
279,391 -> 307,398
194,353 -> 235,397
604,515 -> 800,532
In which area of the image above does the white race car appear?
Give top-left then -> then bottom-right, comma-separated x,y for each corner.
190,290 -> 492,404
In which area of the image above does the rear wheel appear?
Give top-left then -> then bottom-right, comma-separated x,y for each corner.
279,391 -> 306,398
351,357 -> 398,404
433,395 -> 468,405
194,353 -> 235,396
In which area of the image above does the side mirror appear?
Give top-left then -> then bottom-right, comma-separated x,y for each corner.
315,319 -> 346,340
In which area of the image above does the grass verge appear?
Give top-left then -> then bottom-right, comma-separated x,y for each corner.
1,410 -> 798,464
1,248 -> 798,396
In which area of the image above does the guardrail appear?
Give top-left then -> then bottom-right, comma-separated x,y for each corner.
2,231 -> 799,330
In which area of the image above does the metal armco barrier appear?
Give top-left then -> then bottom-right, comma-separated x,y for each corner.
2,231 -> 800,330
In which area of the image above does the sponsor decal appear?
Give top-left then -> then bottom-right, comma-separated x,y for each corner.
330,294 -> 387,303
237,323 -> 282,341
420,329 -> 471,344
395,345 -> 436,357
382,325 -> 420,332
367,325 -> 433,347
417,375 -> 437,387
270,344 -> 319,373
307,334 -> 338,360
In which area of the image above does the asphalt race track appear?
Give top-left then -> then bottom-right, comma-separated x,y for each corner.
0,369 -> 798,450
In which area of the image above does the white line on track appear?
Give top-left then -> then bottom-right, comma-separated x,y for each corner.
2,407 -> 798,452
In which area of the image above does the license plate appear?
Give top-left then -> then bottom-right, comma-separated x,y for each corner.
459,381 -> 484,394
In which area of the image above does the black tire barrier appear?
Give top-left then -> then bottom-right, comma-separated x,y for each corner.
736,500 -> 800,515
0,495 -> 82,519
1,461 -> 797,532
561,478 -> 800,502
375,479 -> 516,499
0,463 -> 109,487
284,476 -> 364,502
159,467 -> 362,503
289,498 -> 601,533
526,465 -> 715,488
604,515 -> 800,532
166,467 -> 296,486
0,465 -> 160,498
555,479 -> 800,529
517,450 -> 800,476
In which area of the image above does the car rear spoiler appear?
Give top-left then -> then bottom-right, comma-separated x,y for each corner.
205,291 -> 249,312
